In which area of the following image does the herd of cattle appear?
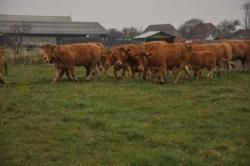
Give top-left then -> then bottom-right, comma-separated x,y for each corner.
0,39 -> 249,84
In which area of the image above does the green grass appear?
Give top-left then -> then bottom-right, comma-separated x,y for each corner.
0,64 -> 250,166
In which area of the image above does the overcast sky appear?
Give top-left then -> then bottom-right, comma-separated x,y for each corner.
0,0 -> 248,30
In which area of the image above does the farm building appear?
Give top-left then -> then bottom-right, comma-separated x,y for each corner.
192,22 -> 222,40
0,14 -> 108,46
133,31 -> 175,43
231,29 -> 250,39
144,24 -> 182,40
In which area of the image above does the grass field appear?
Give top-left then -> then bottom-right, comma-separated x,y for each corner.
0,64 -> 250,166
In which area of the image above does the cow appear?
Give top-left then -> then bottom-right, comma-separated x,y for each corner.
0,48 -> 7,84
137,42 -> 191,84
113,44 -> 147,79
99,49 -> 123,78
191,43 -> 232,74
219,39 -> 250,71
40,42 -> 105,82
189,50 -> 217,80
98,46 -> 127,79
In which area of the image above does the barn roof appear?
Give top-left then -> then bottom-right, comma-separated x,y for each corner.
0,14 -> 72,22
134,31 -> 174,39
0,14 -> 107,35
144,24 -> 182,39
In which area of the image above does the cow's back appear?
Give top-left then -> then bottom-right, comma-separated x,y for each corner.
190,51 -> 216,67
55,43 -> 103,67
192,43 -> 231,63
163,43 -> 190,68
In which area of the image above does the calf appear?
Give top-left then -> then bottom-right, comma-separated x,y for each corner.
189,51 -> 217,80
191,43 -> 233,74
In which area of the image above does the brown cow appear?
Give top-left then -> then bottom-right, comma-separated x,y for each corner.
219,39 -> 250,71
137,42 -> 191,84
137,42 -> 167,83
191,43 -> 232,74
99,46 -> 129,79
114,44 -> 146,79
189,50 -> 217,80
41,42 -> 105,82
0,48 -> 7,84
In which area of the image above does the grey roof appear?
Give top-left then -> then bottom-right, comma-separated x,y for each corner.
134,31 -> 174,39
0,21 -> 107,35
0,14 -> 72,22
0,14 -> 107,35
144,24 -> 182,39
134,31 -> 161,39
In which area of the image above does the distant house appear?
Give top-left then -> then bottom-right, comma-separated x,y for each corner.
192,23 -> 222,41
144,24 -> 182,40
133,31 -> 175,43
0,14 -> 108,46
231,29 -> 250,39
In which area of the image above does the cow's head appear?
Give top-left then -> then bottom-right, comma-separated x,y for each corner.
137,51 -> 152,72
101,50 -> 114,69
40,44 -> 57,63
113,47 -> 130,67
185,44 -> 192,52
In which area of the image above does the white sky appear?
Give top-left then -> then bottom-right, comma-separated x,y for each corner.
0,0 -> 248,30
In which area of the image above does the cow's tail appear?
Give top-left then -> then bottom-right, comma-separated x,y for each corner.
4,62 -> 7,75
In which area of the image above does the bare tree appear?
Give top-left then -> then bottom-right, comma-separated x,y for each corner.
242,1 -> 250,29
107,28 -> 124,40
217,19 -> 240,38
122,27 -> 141,39
9,21 -> 32,54
178,18 -> 203,39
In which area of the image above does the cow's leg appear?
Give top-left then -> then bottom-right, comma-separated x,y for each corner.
241,59 -> 246,72
130,67 -> 136,79
104,66 -> 113,78
121,65 -> 130,80
198,70 -> 202,79
65,69 -> 73,81
193,69 -> 199,81
86,63 -> 96,81
184,65 -> 191,80
224,60 -> 232,76
85,65 -> 91,78
142,69 -> 148,80
215,63 -> 221,77
159,65 -> 166,84
69,67 -> 78,82
206,67 -> 212,79
53,68 -> 64,83
121,67 -> 126,80
174,64 -> 185,84
113,67 -> 120,79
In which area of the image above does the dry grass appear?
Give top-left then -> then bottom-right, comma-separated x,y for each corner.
4,48 -> 44,65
